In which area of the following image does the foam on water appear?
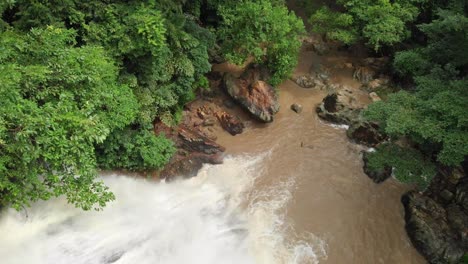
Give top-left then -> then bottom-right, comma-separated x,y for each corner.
0,155 -> 326,264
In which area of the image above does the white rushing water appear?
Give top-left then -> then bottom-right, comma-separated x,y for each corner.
0,155 -> 326,264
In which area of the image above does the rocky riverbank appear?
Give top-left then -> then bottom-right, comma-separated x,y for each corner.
310,38 -> 467,263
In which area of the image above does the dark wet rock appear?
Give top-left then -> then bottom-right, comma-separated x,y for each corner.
447,204 -> 468,246
440,189 -> 455,202
346,122 -> 386,147
362,152 -> 392,183
316,92 -> 362,125
178,127 -> 225,155
455,179 -> 468,213
402,191 -> 466,264
223,65 -> 279,122
160,153 -> 223,180
291,103 -> 303,113
216,111 -> 244,136
154,121 -> 225,180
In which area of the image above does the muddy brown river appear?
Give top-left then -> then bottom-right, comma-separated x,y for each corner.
213,45 -> 427,263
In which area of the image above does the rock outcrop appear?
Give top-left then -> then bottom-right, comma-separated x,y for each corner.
223,65 -> 279,122
401,167 -> 468,264
402,191 -> 466,264
216,111 -> 244,135
316,91 -> 362,125
155,121 -> 225,180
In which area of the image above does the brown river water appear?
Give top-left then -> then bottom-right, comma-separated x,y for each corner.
212,45 -> 426,263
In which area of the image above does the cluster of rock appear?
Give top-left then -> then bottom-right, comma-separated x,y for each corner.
156,64 -> 282,180
403,169 -> 468,263
316,89 -> 386,147
223,65 -> 280,122
313,55 -> 468,263
294,64 -> 331,90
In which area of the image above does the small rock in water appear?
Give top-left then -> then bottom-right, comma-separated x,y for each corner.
291,103 -> 303,113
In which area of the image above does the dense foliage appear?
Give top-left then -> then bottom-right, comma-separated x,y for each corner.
217,0 -> 305,85
0,0 -> 303,210
309,0 -> 425,50
363,2 -> 468,186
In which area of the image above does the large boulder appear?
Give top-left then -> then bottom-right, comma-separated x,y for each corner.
316,91 -> 362,125
223,66 -> 279,122
402,191 -> 466,264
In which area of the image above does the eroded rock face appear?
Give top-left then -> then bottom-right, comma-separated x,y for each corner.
224,66 -> 279,122
155,121 -> 225,180
178,127 -> 225,155
402,191 -> 466,264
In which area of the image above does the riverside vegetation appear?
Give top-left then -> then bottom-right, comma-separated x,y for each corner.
0,0 -> 467,263
0,0 -> 304,210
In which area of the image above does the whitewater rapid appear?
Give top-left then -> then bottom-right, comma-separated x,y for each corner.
0,155 -> 326,264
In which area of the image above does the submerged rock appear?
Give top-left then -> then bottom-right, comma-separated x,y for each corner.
223,65 -> 279,122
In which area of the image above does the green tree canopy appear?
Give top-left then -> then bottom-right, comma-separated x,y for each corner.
0,27 -> 138,210
310,0 -> 425,50
364,5 -> 468,186
217,0 -> 305,85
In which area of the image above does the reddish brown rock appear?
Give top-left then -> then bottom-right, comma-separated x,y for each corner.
154,121 -> 225,180
216,111 -> 244,135
223,65 -> 279,122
